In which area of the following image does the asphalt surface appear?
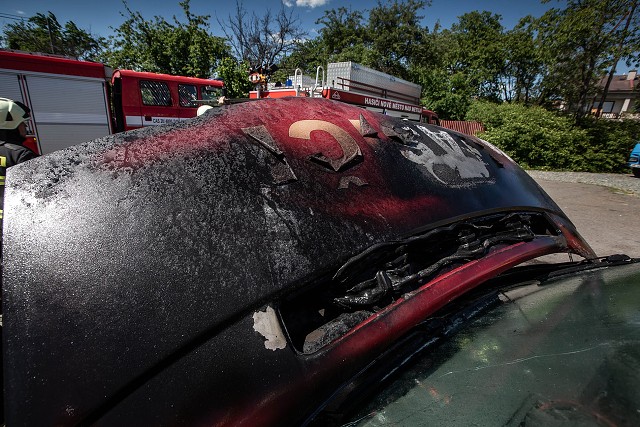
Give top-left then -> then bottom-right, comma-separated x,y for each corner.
526,170 -> 640,259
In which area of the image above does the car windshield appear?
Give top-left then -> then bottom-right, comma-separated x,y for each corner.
344,263 -> 640,427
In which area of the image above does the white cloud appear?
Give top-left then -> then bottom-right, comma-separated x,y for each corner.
282,0 -> 330,8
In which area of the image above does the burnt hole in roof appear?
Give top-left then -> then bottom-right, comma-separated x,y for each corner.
278,212 -> 558,354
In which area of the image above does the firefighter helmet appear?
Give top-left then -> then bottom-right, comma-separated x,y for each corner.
197,105 -> 213,116
0,98 -> 30,130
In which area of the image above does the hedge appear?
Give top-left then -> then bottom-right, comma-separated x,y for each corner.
465,101 -> 640,173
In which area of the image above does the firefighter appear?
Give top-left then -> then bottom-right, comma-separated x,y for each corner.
0,97 -> 38,422
0,98 -> 39,220
197,104 -> 214,116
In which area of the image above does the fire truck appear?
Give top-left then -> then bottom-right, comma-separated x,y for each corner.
0,50 -> 224,155
249,61 -> 441,125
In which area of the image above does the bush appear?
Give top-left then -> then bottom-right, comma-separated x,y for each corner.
466,101 -> 640,173
573,117 -> 640,173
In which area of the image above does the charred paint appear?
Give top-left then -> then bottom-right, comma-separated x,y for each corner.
2,97 -> 594,426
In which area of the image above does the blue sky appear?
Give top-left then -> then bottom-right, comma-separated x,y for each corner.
1,0 -> 562,40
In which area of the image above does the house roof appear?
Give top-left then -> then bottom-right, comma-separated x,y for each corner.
599,73 -> 638,92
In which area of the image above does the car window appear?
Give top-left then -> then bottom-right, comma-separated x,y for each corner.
345,265 -> 640,426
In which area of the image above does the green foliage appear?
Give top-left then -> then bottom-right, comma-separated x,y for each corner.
316,7 -> 366,59
329,43 -> 379,66
366,0 -> 430,79
410,11 -> 509,118
464,100 -> 503,128
466,100 -> 640,172
503,19 -> 543,103
531,0 -> 640,117
101,0 -> 229,78
415,68 -> 473,120
574,116 -> 640,172
1,12 -> 105,60
307,0 -> 431,80
466,101 -> 586,170
450,11 -> 506,100
276,38 -> 327,77
215,57 -> 253,98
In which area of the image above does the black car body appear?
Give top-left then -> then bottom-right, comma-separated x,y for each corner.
2,98 -> 636,426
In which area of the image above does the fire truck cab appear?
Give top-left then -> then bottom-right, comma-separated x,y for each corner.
111,70 -> 224,132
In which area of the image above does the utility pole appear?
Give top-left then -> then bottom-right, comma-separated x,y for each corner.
47,15 -> 55,54
596,1 -> 637,118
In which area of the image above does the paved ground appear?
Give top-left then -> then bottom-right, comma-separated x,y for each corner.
526,170 -> 640,197
526,171 -> 640,259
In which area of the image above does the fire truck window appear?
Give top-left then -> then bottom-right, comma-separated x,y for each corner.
202,86 -> 222,102
179,84 -> 198,107
139,81 -> 172,107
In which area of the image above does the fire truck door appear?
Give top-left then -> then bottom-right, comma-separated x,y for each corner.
0,71 -> 40,153
0,72 -> 24,103
23,75 -> 112,154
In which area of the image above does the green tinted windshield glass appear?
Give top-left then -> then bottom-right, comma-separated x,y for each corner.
347,264 -> 640,426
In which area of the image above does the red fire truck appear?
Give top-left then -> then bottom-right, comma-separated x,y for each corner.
0,50 -> 224,155
249,61 -> 441,125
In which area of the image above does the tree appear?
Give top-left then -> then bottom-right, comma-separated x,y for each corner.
315,7 -> 367,61
409,11 -> 506,118
366,0 -> 430,79
102,0 -> 229,78
595,0 -> 640,116
214,57 -> 254,98
292,6 -> 374,73
276,37 -> 326,78
301,1 -> 432,79
417,67 -> 474,120
503,19 -> 543,104
532,0 -> 640,117
219,0 -> 306,70
1,12 -> 105,60
450,11 -> 506,101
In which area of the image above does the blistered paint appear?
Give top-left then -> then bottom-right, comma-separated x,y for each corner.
253,306 -> 287,351
399,124 -> 491,186
260,186 -> 312,280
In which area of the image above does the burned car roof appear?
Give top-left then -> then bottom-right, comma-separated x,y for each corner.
2,97 -> 598,426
